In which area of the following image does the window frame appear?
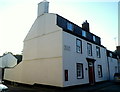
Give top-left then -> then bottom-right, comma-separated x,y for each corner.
76,39 -> 82,53
96,46 -> 101,58
64,70 -> 68,81
87,43 -> 92,56
76,63 -> 84,79
98,65 -> 103,78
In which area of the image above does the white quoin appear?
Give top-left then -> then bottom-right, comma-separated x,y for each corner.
38,0 -> 49,17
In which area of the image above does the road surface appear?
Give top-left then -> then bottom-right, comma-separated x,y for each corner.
5,81 -> 120,92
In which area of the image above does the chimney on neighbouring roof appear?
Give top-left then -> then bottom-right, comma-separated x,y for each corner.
38,0 -> 49,17
82,20 -> 90,32
117,46 -> 120,51
116,46 -> 120,57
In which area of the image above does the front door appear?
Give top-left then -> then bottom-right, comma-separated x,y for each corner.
88,61 -> 95,85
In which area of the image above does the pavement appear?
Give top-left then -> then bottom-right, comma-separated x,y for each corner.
4,81 -> 114,92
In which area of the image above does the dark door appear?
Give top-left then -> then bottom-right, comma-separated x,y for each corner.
88,62 -> 95,85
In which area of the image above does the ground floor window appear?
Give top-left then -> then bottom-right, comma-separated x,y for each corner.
76,63 -> 84,79
98,65 -> 103,78
64,70 -> 68,81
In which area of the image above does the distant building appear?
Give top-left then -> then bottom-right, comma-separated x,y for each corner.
115,46 -> 120,72
107,50 -> 119,80
0,52 -> 18,68
4,0 -> 120,87
0,52 -> 22,82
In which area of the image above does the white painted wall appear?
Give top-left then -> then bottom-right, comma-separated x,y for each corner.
62,32 -> 89,87
108,57 -> 118,80
0,58 -> 2,68
0,53 -> 17,68
4,14 -> 64,87
0,68 -> 2,82
62,31 -> 108,87
94,48 -> 109,82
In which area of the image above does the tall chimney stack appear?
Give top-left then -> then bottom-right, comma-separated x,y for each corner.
38,0 -> 49,17
82,20 -> 90,32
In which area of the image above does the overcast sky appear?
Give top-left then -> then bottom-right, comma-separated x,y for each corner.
0,0 -> 119,55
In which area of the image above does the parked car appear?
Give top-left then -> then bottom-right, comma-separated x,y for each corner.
0,84 -> 8,92
114,73 -> 120,83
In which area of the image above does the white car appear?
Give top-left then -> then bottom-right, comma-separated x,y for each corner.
0,84 -> 8,92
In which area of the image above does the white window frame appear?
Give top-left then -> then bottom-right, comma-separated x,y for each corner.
76,39 -> 82,53
87,43 -> 92,56
98,65 -> 103,78
96,46 -> 101,58
76,63 -> 84,79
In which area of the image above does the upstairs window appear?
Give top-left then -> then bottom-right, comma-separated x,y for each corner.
96,46 -> 101,58
87,43 -> 92,56
67,22 -> 73,31
76,39 -> 82,53
82,30 -> 86,37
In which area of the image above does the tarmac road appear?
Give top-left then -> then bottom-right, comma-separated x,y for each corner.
5,81 -> 120,92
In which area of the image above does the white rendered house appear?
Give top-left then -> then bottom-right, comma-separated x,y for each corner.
107,50 -> 119,80
0,52 -> 18,68
4,1 -> 119,87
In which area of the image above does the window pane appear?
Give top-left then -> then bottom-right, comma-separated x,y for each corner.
65,70 -> 68,81
82,30 -> 86,37
93,36 -> 96,41
76,39 -> 82,53
67,22 -> 73,31
76,63 -> 83,79
110,53 -> 112,57
76,47 -> 80,53
87,43 -> 92,56
98,65 -> 103,78
96,47 -> 100,58
76,40 -> 80,46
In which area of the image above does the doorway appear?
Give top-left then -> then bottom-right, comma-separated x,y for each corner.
87,58 -> 96,85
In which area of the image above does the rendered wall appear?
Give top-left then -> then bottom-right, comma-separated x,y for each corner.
4,14 -> 64,87
62,31 -> 108,87
0,53 -> 17,68
4,58 -> 63,87
108,57 -> 118,80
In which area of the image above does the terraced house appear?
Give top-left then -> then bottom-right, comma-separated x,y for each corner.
4,0 -> 119,87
